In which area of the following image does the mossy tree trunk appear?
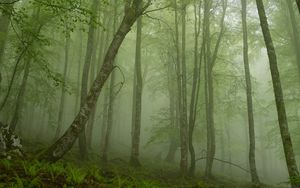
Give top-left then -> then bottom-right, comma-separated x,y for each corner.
39,1 -> 150,163
256,0 -> 300,187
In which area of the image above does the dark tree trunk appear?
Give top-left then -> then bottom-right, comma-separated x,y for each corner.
55,34 -> 71,140
130,14 -> 143,167
256,0 -> 300,187
241,0 -> 261,187
39,3 -> 149,163
179,0 -> 188,177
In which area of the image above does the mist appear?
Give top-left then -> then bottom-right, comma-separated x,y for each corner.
0,0 -> 300,187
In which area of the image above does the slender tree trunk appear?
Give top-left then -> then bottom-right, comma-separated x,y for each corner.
39,2 -> 148,163
241,0 -> 260,186
0,3 -> 13,69
79,0 -> 100,160
203,0 -> 213,178
102,0 -> 118,163
130,14 -> 143,167
179,0 -> 188,177
9,58 -> 31,132
286,0 -> 300,80
256,0 -> 300,187
86,27 -> 101,149
54,34 -> 71,140
75,32 -> 83,116
296,0 -> 300,13
188,1 -> 202,177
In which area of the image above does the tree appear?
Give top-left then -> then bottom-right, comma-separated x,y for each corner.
101,0 -> 118,163
54,33 -> 70,140
256,0 -> 300,187
286,0 -> 300,79
0,2 -> 14,74
130,8 -> 143,166
241,0 -> 260,187
179,0 -> 188,176
296,0 -> 300,13
204,0 -> 227,178
39,0 -> 150,163
188,0 -> 202,177
79,0 -> 100,160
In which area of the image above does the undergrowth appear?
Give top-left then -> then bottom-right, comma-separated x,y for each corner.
0,158 -> 213,187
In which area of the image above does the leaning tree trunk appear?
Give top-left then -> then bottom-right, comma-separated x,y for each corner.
54,34 -> 70,140
256,0 -> 300,187
130,14 -> 143,167
241,0 -> 260,187
79,0 -> 100,160
39,2 -> 149,163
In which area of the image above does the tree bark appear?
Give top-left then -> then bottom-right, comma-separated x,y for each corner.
130,14 -> 143,167
256,0 -> 300,187
241,0 -> 260,187
54,34 -> 70,140
39,2 -> 148,162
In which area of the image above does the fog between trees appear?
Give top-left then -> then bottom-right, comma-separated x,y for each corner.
1,0 -> 300,187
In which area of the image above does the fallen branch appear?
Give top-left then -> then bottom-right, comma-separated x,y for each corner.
195,157 -> 250,173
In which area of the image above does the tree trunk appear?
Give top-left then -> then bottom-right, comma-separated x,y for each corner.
130,14 -> 143,167
9,58 -> 31,132
79,0 -> 100,160
241,0 -> 261,187
101,0 -> 119,163
256,0 -> 300,187
74,32 -> 83,116
178,0 -> 188,177
296,0 -> 300,13
0,3 -> 13,76
86,26 -> 101,149
188,1 -> 202,177
39,2 -> 148,163
286,0 -> 300,80
54,34 -> 71,140
203,0 -> 213,178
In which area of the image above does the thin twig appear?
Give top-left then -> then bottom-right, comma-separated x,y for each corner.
195,157 -> 250,173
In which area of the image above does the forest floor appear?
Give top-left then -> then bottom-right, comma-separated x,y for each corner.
0,142 -> 289,187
